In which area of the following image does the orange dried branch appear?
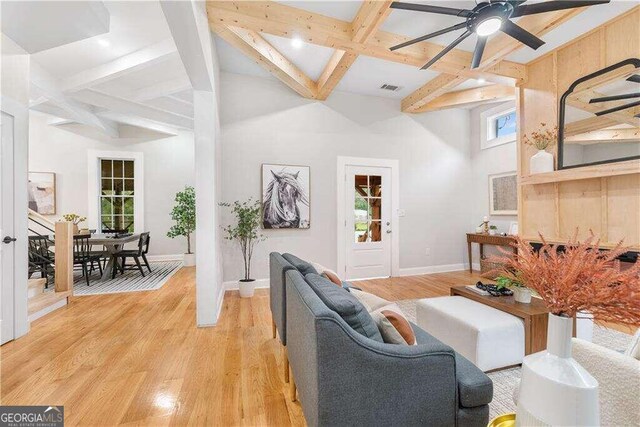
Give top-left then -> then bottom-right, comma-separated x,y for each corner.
491,233 -> 640,326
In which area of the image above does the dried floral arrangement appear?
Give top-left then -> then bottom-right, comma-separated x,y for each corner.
522,122 -> 558,151
491,233 -> 640,326
61,213 -> 86,225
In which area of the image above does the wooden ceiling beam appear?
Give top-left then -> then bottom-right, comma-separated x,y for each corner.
316,1 -> 392,100
401,74 -> 468,113
564,116 -> 619,137
414,84 -> 516,113
566,127 -> 640,145
212,24 -> 318,98
403,8 -> 588,113
206,1 -> 525,82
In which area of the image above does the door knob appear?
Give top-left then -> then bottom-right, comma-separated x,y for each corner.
3,236 -> 17,244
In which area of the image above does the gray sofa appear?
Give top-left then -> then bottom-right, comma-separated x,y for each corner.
271,252 -> 493,427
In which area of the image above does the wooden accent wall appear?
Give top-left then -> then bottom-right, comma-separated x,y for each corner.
517,7 -> 640,249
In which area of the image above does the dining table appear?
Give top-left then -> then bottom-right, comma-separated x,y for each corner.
88,233 -> 140,281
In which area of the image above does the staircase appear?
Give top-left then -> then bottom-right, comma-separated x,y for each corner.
27,211 -> 73,322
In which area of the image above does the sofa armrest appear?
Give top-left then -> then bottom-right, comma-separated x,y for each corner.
413,324 -> 493,408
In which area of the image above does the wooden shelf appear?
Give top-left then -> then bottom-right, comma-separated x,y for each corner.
520,159 -> 640,185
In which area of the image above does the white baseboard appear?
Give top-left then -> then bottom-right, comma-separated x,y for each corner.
146,254 -> 184,263
224,278 -> 270,291
398,263 -> 468,277
28,297 -> 67,323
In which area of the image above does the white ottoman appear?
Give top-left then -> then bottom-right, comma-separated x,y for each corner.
416,296 -> 524,371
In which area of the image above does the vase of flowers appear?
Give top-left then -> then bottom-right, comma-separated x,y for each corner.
494,233 -> 640,426
62,213 -> 86,235
523,123 -> 557,174
220,199 -> 265,298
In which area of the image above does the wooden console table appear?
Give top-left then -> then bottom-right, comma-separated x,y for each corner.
450,285 -> 551,354
466,233 -> 516,273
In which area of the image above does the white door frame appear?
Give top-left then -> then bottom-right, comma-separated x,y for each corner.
1,95 -> 30,341
337,156 -> 399,279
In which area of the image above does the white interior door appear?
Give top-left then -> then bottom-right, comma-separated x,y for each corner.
1,111 -> 16,344
345,166 -> 392,280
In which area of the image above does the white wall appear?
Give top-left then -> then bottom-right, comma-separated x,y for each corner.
219,72 -> 474,281
469,101 -> 518,263
28,112 -> 195,256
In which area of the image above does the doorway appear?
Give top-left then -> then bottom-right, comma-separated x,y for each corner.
337,157 -> 399,280
1,111 -> 16,344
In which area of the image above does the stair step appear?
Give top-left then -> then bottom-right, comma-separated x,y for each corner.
28,290 -> 71,317
28,278 -> 46,298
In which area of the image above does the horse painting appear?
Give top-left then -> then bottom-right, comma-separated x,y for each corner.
262,166 -> 310,229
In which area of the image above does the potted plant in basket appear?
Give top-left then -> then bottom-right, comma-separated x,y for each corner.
167,186 -> 196,266
62,213 -> 86,235
220,199 -> 265,298
489,225 -> 498,236
523,122 -> 557,174
493,233 -> 640,426
495,273 -> 531,303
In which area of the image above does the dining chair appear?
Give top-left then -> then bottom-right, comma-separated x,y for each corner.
73,235 -> 103,286
28,235 -> 55,288
114,232 -> 151,278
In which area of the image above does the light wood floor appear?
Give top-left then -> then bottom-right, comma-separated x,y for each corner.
0,268 -> 483,426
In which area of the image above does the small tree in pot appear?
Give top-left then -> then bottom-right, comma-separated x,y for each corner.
220,199 -> 265,297
167,186 -> 196,266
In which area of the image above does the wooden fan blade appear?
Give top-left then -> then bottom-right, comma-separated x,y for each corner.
390,22 -> 468,51
471,36 -> 487,69
421,30 -> 472,70
390,2 -> 473,17
511,0 -> 610,18
501,20 -> 545,50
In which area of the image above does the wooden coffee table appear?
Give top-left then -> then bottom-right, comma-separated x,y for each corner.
450,285 -> 553,355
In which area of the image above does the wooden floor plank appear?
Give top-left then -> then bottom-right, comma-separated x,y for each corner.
0,267 -> 521,426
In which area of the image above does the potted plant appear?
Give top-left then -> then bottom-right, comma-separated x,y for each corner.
167,186 -> 196,266
62,213 -> 86,235
494,233 -> 640,426
220,199 -> 265,298
495,273 -> 531,303
523,122 -> 557,174
489,225 -> 498,236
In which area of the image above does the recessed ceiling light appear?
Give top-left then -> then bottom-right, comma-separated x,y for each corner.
98,39 -> 110,47
476,17 -> 502,37
477,78 -> 486,84
291,37 -> 303,49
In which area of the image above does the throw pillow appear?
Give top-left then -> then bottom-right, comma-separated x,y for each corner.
309,261 -> 343,286
304,273 -> 383,342
625,328 -> 640,360
350,288 -> 390,312
283,253 -> 318,276
371,303 -> 417,346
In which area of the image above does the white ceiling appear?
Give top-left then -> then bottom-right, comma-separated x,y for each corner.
217,0 -> 638,101
3,1 -> 194,141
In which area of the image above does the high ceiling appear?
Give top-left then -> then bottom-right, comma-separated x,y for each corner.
214,0 -> 637,103
2,1 -> 194,142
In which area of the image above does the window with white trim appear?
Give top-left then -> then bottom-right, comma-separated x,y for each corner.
480,104 -> 517,150
100,159 -> 135,232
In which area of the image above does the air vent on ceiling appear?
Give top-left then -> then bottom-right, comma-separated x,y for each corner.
380,84 -> 402,92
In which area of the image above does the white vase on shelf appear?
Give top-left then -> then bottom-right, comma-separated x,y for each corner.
516,314 -> 599,426
530,149 -> 554,174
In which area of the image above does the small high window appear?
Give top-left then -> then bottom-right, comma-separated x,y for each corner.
495,111 -> 517,138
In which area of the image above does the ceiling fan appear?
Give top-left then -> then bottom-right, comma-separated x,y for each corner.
389,0 -> 611,70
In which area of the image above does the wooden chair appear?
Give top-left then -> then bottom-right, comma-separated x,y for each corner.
73,235 -> 103,286
28,235 -> 55,287
113,232 -> 151,278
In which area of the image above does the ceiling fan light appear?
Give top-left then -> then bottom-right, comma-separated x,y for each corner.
476,17 -> 502,36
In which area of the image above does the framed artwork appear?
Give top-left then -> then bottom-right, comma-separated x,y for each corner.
28,172 -> 56,215
509,221 -> 519,236
489,172 -> 517,215
262,164 -> 310,229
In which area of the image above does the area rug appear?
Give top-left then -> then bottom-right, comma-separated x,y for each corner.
395,299 -> 633,419
70,261 -> 182,296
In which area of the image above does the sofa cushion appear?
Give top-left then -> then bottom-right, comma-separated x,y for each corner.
371,303 -> 417,345
304,273 -> 383,342
283,253 -> 318,276
350,288 -> 389,312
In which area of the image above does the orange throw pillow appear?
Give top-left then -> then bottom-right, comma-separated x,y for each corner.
372,304 -> 417,345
